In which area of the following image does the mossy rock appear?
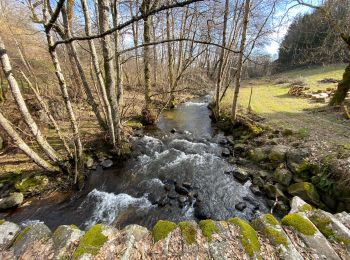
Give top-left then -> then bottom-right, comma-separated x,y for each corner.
179,221 -> 197,245
15,175 -> 49,194
264,183 -> 286,200
248,148 -> 268,162
199,219 -> 219,241
264,226 -> 289,247
288,182 -> 320,206
73,224 -> 108,259
273,167 -> 293,186
282,213 -> 317,236
264,214 -> 280,226
299,203 -> 313,213
228,217 -> 261,257
152,220 -> 177,242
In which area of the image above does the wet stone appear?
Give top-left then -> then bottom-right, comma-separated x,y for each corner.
175,184 -> 189,195
235,202 -> 247,211
170,128 -> 177,133
178,196 -> 188,203
182,182 -> 192,189
164,184 -> 173,191
232,167 -> 249,182
101,159 -> 113,168
250,185 -> 262,196
167,191 -> 178,200
221,148 -> 231,157
157,196 -> 169,207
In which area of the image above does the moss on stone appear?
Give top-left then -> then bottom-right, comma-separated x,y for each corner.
179,221 -> 196,245
199,219 -> 219,241
14,226 -> 31,244
228,217 -> 261,257
299,203 -> 313,212
73,224 -> 108,259
152,220 -> 177,242
0,219 -> 5,225
15,175 -> 48,193
70,224 -> 79,230
282,213 -> 317,236
264,214 -> 279,226
309,214 -> 333,238
264,226 -> 288,247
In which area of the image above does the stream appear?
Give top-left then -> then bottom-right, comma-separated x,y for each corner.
3,96 -> 269,230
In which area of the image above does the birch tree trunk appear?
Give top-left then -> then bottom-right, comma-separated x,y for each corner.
0,35 -> 62,164
98,0 -> 121,146
231,0 -> 251,122
43,1 -> 83,159
81,0 -> 115,146
0,111 -> 58,171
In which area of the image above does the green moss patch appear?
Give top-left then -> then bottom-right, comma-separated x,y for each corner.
264,226 -> 288,247
0,219 -> 5,225
264,214 -> 279,226
228,217 -> 261,257
309,213 -> 333,238
15,175 -> 49,193
299,203 -> 313,212
152,220 -> 177,242
282,213 -> 317,236
73,224 -> 108,259
199,219 -> 219,241
179,221 -> 197,245
14,226 -> 31,244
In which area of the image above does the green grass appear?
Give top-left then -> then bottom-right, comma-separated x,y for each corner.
221,64 -> 349,147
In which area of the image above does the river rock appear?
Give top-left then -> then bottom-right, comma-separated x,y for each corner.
194,202 -> 212,219
221,148 -> 231,157
288,182 -> 320,206
182,182 -> 192,189
170,128 -> 177,133
178,196 -> 188,203
175,184 -> 189,195
0,192 -> 23,209
167,190 -> 178,200
334,212 -> 350,230
12,223 -> 52,257
85,157 -> 94,168
286,148 -> 313,181
264,183 -> 286,200
268,145 -> 289,163
52,225 -> 85,258
273,167 -> 292,186
248,147 -> 269,162
15,175 -> 49,194
158,196 -> 169,207
252,176 -> 264,188
232,167 -> 249,182
233,143 -> 247,153
101,159 -> 113,168
235,202 -> 247,211
249,185 -> 262,196
0,221 -> 20,250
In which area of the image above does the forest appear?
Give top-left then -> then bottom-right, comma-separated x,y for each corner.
0,0 -> 350,259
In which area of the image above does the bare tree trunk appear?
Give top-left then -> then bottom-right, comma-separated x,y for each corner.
214,0 -> 229,119
61,7 -> 107,130
231,0 -> 251,122
0,36 -> 62,163
98,0 -> 121,146
81,0 -> 116,146
142,2 -> 152,109
0,111 -> 58,171
43,1 -> 83,159
166,6 -> 174,105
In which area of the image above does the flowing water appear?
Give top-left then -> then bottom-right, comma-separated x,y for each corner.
3,96 -> 269,230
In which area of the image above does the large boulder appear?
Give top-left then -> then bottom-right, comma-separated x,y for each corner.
288,182 -> 320,206
52,225 -> 85,258
0,221 -> 21,250
0,192 -> 23,210
15,175 -> 49,194
268,145 -> 289,163
286,148 -> 314,181
12,223 -> 52,257
273,167 -> 293,186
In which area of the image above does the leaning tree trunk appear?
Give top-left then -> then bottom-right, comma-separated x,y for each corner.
61,7 -> 107,131
98,0 -> 121,146
0,35 -> 62,164
0,111 -> 58,172
330,63 -> 350,105
43,2 -> 83,160
231,0 -> 251,122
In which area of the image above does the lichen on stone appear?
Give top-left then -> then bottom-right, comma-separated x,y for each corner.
179,221 -> 196,245
281,213 -> 317,236
228,217 -> 261,257
264,226 -> 288,247
199,219 -> 219,241
73,224 -> 108,259
152,220 -> 177,242
263,214 -> 279,226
